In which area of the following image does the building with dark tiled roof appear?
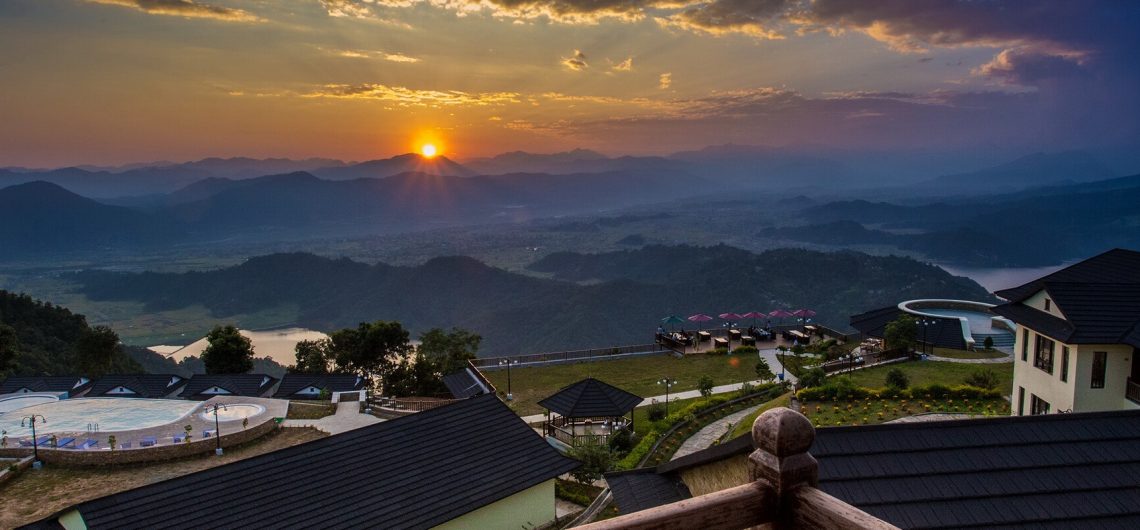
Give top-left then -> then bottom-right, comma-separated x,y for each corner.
0,376 -> 93,397
272,373 -> 364,399
607,409 -> 1140,528
178,374 -> 278,400
538,377 -> 642,447
24,394 -> 578,530
990,248 -> 1140,414
85,374 -> 188,398
441,367 -> 492,399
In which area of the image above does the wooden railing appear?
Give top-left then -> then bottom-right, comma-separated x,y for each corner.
577,407 -> 899,530
1127,378 -> 1140,405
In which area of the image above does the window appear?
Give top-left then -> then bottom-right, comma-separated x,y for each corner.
1033,335 -> 1055,374
1044,299 -> 1051,311
1060,346 -> 1070,382
1030,394 -> 1051,415
1091,351 -> 1108,389
1018,387 -> 1025,416
1021,329 -> 1030,361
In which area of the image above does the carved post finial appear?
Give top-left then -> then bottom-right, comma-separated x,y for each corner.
749,407 -> 818,497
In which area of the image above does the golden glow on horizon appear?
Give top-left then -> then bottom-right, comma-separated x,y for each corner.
421,143 -> 438,158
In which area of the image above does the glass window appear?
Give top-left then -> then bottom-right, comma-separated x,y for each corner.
1091,351 -> 1108,389
1018,386 -> 1025,416
1030,394 -> 1051,415
1033,335 -> 1055,374
1044,299 -> 1051,311
1021,329 -> 1030,361
1060,346 -> 1069,382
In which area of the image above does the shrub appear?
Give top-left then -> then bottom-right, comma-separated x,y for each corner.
799,367 -> 827,388
698,375 -> 715,397
964,368 -> 1001,390
711,347 -> 730,356
568,444 -> 614,484
732,345 -> 759,355
616,430 -> 659,470
608,429 -> 633,454
556,480 -> 596,506
646,401 -> 667,422
885,368 -> 910,390
983,336 -> 994,350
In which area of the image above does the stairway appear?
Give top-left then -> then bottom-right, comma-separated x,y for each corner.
972,332 -> 1015,352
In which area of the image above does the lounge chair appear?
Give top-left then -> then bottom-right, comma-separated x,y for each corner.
24,436 -> 52,447
139,436 -> 157,447
56,437 -> 76,448
72,438 -> 98,450
203,429 -> 216,438
119,441 -> 132,449
173,433 -> 189,443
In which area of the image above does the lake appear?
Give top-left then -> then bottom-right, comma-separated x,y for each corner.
937,263 -> 1072,294
149,327 -> 329,367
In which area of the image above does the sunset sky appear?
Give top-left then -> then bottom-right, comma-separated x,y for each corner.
1,0 -> 1138,166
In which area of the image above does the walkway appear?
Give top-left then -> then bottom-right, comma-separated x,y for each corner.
522,348 -> 793,424
671,403 -> 764,460
281,400 -> 382,435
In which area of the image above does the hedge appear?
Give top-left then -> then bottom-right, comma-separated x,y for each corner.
798,382 -> 1002,402
616,430 -> 659,470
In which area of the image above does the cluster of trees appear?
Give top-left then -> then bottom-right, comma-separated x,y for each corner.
0,290 -> 141,378
291,321 -> 481,397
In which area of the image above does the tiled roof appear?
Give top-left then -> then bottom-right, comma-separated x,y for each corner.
442,368 -> 490,399
606,469 -> 691,513
272,373 -> 363,398
178,374 -> 278,398
608,410 -> 1140,529
0,376 -> 92,395
24,394 -> 578,530
538,378 -> 643,418
85,374 -> 186,398
991,249 -> 1140,347
849,306 -> 967,350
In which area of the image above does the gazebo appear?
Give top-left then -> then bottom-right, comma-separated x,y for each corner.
539,378 -> 643,447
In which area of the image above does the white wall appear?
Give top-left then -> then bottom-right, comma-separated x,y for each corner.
432,479 -> 557,530
1011,323 -> 1140,414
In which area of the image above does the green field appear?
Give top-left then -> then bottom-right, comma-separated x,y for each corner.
931,347 -> 1010,360
485,352 -> 761,416
841,361 -> 1014,395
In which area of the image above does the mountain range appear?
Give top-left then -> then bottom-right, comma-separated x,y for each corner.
71,246 -> 994,355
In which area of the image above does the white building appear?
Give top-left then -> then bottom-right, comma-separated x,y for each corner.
992,248 -> 1140,415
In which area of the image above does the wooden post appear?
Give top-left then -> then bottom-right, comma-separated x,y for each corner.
749,407 -> 818,527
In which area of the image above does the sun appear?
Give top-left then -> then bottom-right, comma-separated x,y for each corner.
420,143 -> 438,158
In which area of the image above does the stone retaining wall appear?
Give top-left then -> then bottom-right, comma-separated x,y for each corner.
0,419 -> 278,466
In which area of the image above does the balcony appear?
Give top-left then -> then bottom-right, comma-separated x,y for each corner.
1127,378 -> 1140,405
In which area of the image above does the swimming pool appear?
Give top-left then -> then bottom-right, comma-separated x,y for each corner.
0,394 -> 59,414
915,308 -> 1002,334
898,299 -> 1015,350
0,398 -> 201,437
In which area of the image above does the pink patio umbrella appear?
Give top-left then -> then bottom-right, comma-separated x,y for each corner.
742,311 -> 766,326
792,309 -> 817,333
687,313 -> 713,330
718,312 -> 743,327
769,309 -> 793,328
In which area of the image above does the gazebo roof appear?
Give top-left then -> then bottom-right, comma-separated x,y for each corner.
538,378 -> 643,418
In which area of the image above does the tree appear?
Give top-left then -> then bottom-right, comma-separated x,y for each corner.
965,368 -> 1001,390
885,368 -> 910,389
417,327 -> 481,375
292,338 -> 333,374
567,443 -> 614,484
698,375 -> 715,397
75,325 -> 120,378
330,321 -> 411,389
201,325 -> 254,374
754,358 -> 775,383
883,315 -> 917,351
799,367 -> 826,388
0,323 -> 18,375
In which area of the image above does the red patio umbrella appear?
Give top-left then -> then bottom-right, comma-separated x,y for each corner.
742,311 -> 766,326
791,309 -> 816,318
688,313 -> 713,330
718,312 -> 743,323
769,309 -> 793,328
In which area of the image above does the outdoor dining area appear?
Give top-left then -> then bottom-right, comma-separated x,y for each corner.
655,309 -> 820,354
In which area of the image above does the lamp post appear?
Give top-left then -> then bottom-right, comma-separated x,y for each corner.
658,378 -> 677,416
21,414 -> 46,468
499,358 -> 519,401
204,403 -> 228,456
915,319 -> 934,356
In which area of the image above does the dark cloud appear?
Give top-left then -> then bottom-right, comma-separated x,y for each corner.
86,0 -> 260,22
562,49 -> 588,71
662,0 -> 792,38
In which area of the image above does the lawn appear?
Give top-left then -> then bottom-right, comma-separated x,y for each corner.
931,347 -> 1010,360
485,352 -> 761,416
842,361 -> 1014,395
727,391 -> 794,439
0,427 -> 326,529
286,401 -> 336,419
801,397 -> 1010,427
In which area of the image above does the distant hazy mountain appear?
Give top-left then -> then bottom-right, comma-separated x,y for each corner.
934,151 -> 1115,191
73,246 -> 992,354
463,149 -> 610,174
0,181 -> 179,254
670,144 -> 854,188
312,153 -> 474,180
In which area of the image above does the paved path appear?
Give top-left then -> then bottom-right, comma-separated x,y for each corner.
926,353 -> 1013,364
886,413 -> 986,423
671,403 -> 764,460
282,400 -> 382,434
556,499 -> 585,519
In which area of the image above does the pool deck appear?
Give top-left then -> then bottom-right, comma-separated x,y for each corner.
17,396 -> 288,451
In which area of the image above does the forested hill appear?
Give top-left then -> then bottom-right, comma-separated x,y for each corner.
0,290 -> 144,377
73,247 -> 993,356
